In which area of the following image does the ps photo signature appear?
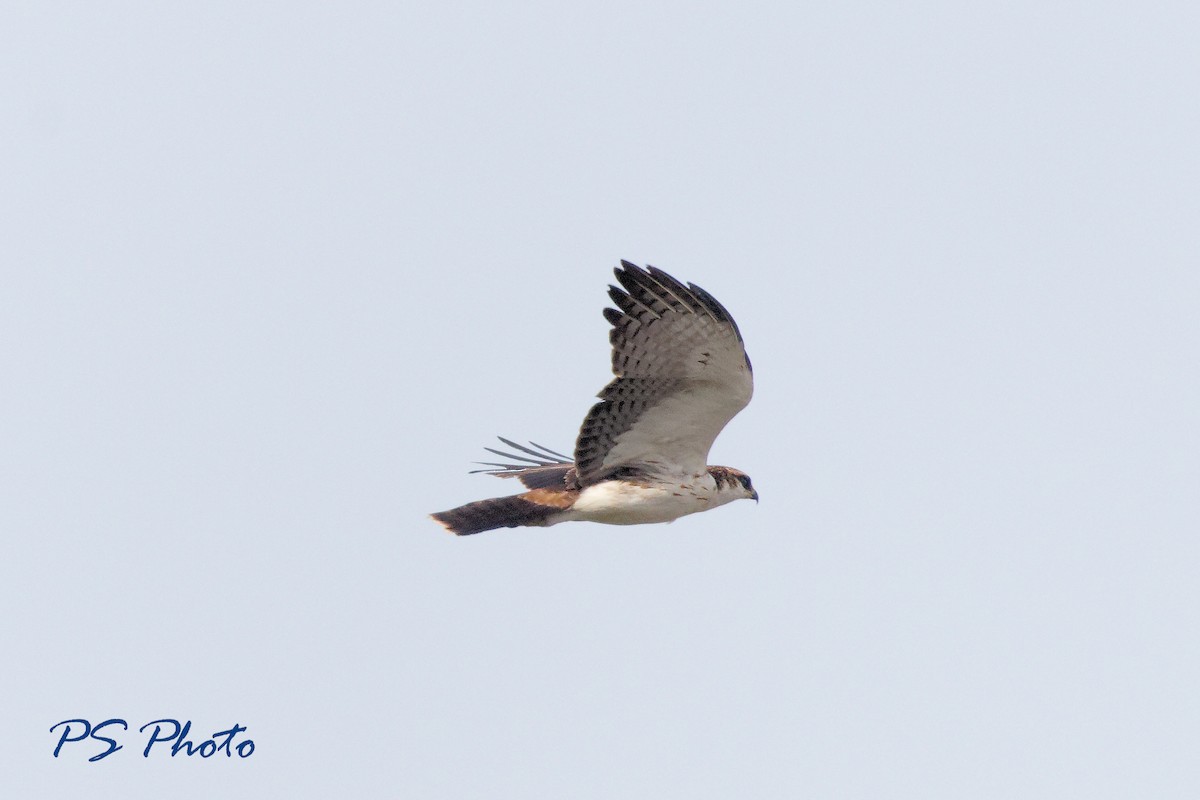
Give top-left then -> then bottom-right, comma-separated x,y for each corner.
50,719 -> 255,761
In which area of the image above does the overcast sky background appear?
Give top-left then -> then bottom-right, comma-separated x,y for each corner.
3,1 -> 1198,797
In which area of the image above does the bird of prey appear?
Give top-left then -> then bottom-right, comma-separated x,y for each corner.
431,261 -> 756,536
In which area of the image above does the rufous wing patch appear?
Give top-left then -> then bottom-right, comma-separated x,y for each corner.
521,488 -> 579,509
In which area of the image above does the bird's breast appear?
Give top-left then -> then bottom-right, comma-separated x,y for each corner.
569,476 -> 719,525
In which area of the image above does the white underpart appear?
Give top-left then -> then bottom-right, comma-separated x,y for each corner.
563,471 -> 741,526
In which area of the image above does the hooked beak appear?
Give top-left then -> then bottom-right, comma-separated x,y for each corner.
751,489 -> 759,503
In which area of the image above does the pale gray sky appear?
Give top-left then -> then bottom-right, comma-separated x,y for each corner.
3,1 -> 1198,797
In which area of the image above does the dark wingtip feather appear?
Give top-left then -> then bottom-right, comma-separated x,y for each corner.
614,261 -> 656,295
619,261 -> 721,321
494,438 -> 571,463
644,266 -> 691,299
528,441 -> 572,461
687,280 -> 743,338
607,273 -> 662,324
476,438 -> 573,470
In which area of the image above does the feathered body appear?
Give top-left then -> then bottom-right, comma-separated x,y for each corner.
431,262 -> 756,536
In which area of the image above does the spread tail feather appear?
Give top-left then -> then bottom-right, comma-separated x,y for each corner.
430,490 -> 576,536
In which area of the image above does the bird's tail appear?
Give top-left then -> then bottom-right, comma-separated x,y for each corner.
430,490 -> 575,536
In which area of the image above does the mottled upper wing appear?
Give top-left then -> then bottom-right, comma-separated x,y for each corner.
573,262 -> 753,485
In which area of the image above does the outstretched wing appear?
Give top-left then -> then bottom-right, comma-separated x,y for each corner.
470,438 -> 577,490
573,261 -> 753,485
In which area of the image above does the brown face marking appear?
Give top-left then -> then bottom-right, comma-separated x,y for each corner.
707,465 -> 750,491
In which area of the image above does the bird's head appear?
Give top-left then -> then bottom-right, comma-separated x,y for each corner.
709,466 -> 758,504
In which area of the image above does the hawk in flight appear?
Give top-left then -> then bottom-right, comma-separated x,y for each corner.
431,261 -> 756,535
